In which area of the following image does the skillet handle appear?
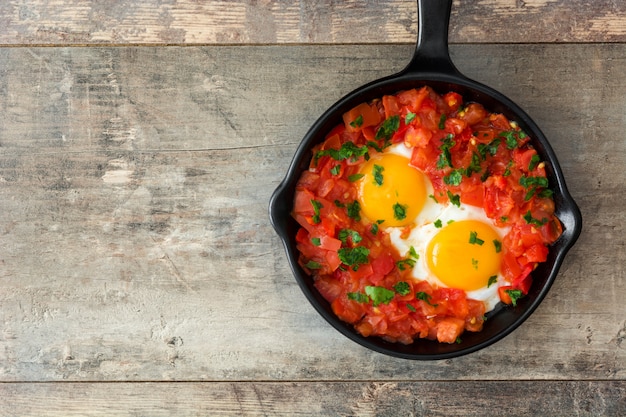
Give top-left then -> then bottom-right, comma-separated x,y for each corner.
403,0 -> 460,76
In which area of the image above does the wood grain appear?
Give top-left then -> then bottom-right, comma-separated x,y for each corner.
0,381 -> 625,416
0,0 -> 624,46
0,44 -> 624,387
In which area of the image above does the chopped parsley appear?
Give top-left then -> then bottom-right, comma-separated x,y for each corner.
338,228 -> 362,245
393,281 -> 411,296
416,291 -> 438,307
373,164 -> 384,186
310,199 -> 323,224
338,246 -> 370,271
350,115 -> 364,128
493,239 -> 502,253
311,237 -> 321,246
348,173 -> 364,182
520,175 -> 550,201
315,141 -> 369,163
304,260 -> 322,270
523,210 -> 548,227
408,246 -> 419,259
346,200 -> 361,221
487,275 -> 498,287
365,285 -> 395,307
437,134 -> 456,169
538,189 -> 554,198
347,291 -> 370,303
477,138 -> 501,159
469,231 -> 485,245
444,169 -> 463,186
528,154 -> 541,171
396,258 -> 416,271
500,131 -> 519,150
330,164 -> 341,176
393,202 -> 407,221
466,153 -> 482,176
506,289 -> 524,306
434,219 -> 443,228
438,114 -> 447,130
447,190 -> 461,207
520,175 -> 549,189
370,219 -> 384,235
405,112 -> 417,124
406,303 -> 417,312
375,115 -> 400,141
471,258 -> 479,269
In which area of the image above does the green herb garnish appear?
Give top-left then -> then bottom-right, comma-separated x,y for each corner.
396,258 -> 416,271
506,289 -> 524,306
469,231 -> 485,245
338,229 -> 362,245
447,190 -> 461,207
375,115 -> 400,141
523,210 -> 548,227
310,199 -> 323,224
346,200 -> 361,221
393,202 -> 407,221
347,291 -> 369,303
350,115 -> 364,128
373,164 -> 384,186
416,291 -> 438,307
304,260 -> 322,270
393,281 -> 411,296
365,285 -> 396,307
338,246 -> 370,271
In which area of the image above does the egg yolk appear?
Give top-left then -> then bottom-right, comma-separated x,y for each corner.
426,220 -> 502,291
357,153 -> 426,227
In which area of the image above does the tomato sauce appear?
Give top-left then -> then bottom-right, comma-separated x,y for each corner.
292,86 -> 562,344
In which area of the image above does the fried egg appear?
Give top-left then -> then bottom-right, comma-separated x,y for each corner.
357,143 -> 508,312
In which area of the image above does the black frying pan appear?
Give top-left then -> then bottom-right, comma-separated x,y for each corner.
269,0 -> 582,359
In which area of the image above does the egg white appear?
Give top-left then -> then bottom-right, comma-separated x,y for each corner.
381,144 -> 510,312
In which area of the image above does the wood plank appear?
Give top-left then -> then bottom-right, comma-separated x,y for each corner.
0,1 -> 625,46
0,381 -> 625,416
0,44 -> 624,382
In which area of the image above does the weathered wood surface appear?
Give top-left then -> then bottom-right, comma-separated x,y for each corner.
0,0 -> 625,46
1,381 -> 625,416
0,43 -> 624,413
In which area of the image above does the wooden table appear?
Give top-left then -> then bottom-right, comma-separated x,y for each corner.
0,1 -> 625,415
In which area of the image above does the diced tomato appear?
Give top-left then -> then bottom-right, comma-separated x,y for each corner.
404,125 -> 433,148
410,143 -> 438,172
490,113 -> 511,130
443,92 -> 463,111
331,297 -> 364,324
460,103 -> 488,125
382,95 -> 401,118
397,87 -> 429,112
498,285 -> 515,305
436,318 -> 465,343
314,276 -> 342,302
343,102 -> 382,132
371,251 -> 396,276
444,117 -> 468,135
465,300 -> 486,332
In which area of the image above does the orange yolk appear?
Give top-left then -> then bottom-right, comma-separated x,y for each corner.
357,153 -> 426,227
426,220 -> 502,291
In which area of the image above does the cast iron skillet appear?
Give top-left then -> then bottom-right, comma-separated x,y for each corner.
269,0 -> 582,359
